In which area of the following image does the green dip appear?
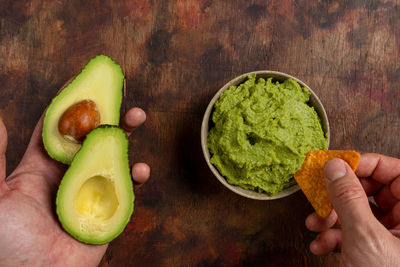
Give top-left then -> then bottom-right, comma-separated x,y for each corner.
207,74 -> 328,195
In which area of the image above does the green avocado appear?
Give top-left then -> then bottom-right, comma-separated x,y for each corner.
42,55 -> 124,164
56,126 -> 134,245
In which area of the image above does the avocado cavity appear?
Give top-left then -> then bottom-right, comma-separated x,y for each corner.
74,175 -> 119,220
56,126 -> 134,245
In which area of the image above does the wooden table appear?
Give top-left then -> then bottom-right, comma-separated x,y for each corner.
1,1 -> 399,266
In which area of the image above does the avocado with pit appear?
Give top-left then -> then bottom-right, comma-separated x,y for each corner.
56,126 -> 134,244
42,55 -> 124,164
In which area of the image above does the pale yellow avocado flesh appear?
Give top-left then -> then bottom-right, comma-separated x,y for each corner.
42,55 -> 124,164
75,176 -> 119,220
56,126 -> 134,244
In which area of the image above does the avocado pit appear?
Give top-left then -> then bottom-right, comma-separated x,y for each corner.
58,100 -> 100,143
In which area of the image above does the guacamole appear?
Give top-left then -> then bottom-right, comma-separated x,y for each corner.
207,74 -> 328,195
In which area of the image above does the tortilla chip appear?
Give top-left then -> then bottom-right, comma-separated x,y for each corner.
294,150 -> 361,218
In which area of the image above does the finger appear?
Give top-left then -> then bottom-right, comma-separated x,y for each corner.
374,185 -> 398,212
121,108 -> 146,137
25,112 -> 45,151
132,163 -> 150,188
369,201 -> 384,220
390,224 -> 400,238
18,113 -> 52,163
390,178 -> 400,200
391,202 -> 400,226
324,158 -> 374,229
356,153 -> 400,185
380,212 -> 395,229
310,229 -> 342,255
306,210 -> 338,232
389,229 -> 400,239
359,177 -> 383,196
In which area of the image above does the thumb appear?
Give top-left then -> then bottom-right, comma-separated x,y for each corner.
324,158 -> 373,229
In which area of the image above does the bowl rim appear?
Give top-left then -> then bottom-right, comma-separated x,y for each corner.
201,70 -> 330,200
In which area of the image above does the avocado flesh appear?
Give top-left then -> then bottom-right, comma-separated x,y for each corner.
56,126 -> 134,244
42,55 -> 124,164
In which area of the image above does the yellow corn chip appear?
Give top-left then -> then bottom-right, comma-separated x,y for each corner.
294,150 -> 361,218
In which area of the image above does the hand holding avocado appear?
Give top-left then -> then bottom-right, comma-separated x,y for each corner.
0,108 -> 149,266
40,55 -> 147,245
305,153 -> 400,265
0,54 -> 151,267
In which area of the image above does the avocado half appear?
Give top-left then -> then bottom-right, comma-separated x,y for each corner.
42,55 -> 124,164
56,126 -> 134,244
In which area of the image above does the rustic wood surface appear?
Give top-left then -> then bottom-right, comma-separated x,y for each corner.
1,0 -> 399,266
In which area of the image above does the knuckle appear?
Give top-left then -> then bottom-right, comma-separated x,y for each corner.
333,182 -> 365,205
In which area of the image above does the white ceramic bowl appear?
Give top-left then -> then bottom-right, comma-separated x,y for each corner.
201,71 -> 330,200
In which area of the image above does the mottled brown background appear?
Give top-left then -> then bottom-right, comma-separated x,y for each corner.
1,0 -> 399,266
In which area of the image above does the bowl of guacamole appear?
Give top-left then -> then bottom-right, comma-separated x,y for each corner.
201,71 -> 329,200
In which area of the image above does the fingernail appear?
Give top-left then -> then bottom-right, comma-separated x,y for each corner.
324,158 -> 347,181
390,229 -> 400,238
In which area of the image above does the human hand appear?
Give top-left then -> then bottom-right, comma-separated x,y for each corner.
0,107 -> 150,267
305,153 -> 400,266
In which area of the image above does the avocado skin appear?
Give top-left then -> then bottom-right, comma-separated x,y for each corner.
42,55 -> 124,164
56,125 -> 134,245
